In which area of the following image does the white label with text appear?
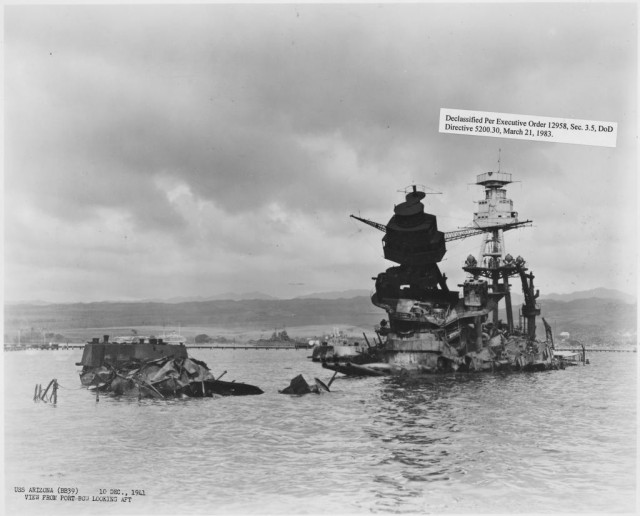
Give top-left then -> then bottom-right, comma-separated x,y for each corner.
439,108 -> 617,147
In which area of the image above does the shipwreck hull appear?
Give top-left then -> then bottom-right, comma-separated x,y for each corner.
373,326 -> 557,375
313,343 -> 383,365
317,322 -> 560,376
322,361 -> 390,376
330,177 -> 568,379
96,376 -> 264,398
325,335 -> 557,377
79,338 -> 263,398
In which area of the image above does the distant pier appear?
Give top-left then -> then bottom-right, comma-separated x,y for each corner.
2,344 -> 636,353
554,348 -> 636,353
187,345 -> 307,350
3,343 -> 308,351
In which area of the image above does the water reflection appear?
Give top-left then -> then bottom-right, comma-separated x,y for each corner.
4,350 -> 636,514
359,365 -> 636,513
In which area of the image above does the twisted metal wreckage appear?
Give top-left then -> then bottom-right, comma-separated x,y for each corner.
77,336 -> 263,398
322,169 -> 577,377
70,168 -> 578,400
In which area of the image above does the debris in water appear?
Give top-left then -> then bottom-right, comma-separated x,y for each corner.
77,335 -> 263,398
279,374 -> 331,395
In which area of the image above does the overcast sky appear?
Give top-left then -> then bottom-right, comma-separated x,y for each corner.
4,3 -> 637,303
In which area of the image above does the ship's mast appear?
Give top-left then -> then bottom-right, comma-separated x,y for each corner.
463,168 -> 522,332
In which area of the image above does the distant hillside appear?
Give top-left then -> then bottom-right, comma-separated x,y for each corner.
7,286 -> 633,306
5,294 -> 635,346
141,291 -> 279,303
499,297 -> 636,347
4,296 -> 384,333
540,288 -> 636,304
295,289 -> 371,300
506,287 -> 635,307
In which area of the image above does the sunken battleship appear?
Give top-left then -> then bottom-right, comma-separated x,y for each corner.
324,169 -> 561,376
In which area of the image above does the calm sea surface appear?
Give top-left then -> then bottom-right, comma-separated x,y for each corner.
4,347 -> 637,514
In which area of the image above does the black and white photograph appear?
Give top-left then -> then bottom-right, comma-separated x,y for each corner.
3,2 -> 637,515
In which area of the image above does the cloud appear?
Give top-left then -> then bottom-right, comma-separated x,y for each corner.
4,3 -> 637,302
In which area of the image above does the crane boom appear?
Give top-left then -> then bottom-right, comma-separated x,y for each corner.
350,214 -> 532,242
350,214 -> 387,233
444,220 -> 533,242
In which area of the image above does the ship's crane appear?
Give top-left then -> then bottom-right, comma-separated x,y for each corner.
350,215 -> 387,233
443,220 -> 532,241
350,214 -> 532,242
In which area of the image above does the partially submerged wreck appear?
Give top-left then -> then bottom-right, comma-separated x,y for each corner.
327,170 -> 562,377
310,332 -> 382,364
279,374 -> 332,395
78,336 -> 263,398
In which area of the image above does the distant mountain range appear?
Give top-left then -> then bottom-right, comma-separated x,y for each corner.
540,288 -> 636,304
140,291 -> 280,303
294,289 -> 371,300
5,288 -> 636,330
505,287 -> 636,307
6,287 -> 635,305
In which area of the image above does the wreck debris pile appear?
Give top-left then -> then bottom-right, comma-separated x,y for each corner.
334,172 -> 562,377
78,335 -> 263,398
311,339 -> 383,365
33,379 -> 58,404
279,374 -> 332,395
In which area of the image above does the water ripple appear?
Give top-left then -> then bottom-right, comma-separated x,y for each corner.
4,349 -> 636,514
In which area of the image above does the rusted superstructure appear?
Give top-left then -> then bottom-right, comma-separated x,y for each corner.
328,170 -> 557,376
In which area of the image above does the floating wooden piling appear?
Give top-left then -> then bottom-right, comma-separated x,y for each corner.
328,371 -> 338,388
41,379 -> 55,400
33,379 -> 58,404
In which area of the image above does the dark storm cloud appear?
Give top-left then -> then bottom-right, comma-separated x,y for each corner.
8,3 -> 635,213
4,3 -> 637,301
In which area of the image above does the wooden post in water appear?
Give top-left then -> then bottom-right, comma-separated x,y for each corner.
327,371 -> 338,388
41,379 -> 55,401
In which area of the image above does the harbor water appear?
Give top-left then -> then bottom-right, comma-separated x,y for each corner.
4,347 -> 637,514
